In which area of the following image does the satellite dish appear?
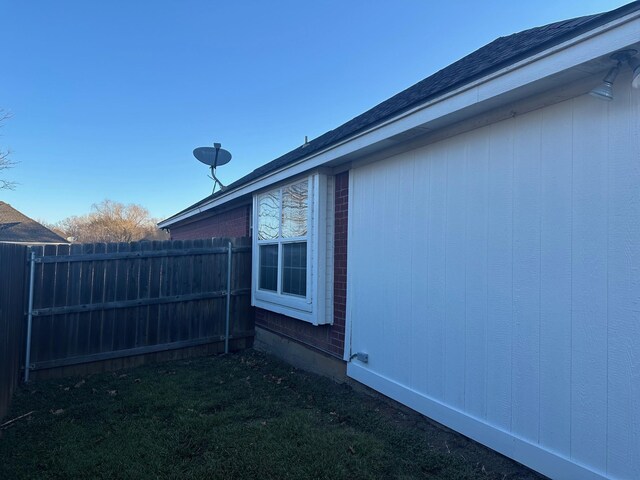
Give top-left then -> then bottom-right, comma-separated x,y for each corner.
193,142 -> 232,194
193,146 -> 232,167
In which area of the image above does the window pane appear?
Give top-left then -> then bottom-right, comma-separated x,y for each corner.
282,242 -> 307,297
281,181 -> 308,238
259,245 -> 278,291
258,191 -> 279,240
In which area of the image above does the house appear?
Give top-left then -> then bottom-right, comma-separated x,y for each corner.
159,3 -> 640,479
0,202 -> 67,245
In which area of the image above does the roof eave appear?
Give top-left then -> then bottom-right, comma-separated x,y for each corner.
159,7 -> 640,229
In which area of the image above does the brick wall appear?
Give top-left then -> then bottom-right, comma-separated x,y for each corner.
256,171 -> 349,359
169,205 -> 250,240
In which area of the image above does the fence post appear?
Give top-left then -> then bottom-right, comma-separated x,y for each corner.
24,249 -> 36,383
224,240 -> 232,354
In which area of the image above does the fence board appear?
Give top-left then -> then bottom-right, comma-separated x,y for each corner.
52,244 -> 70,362
147,241 -> 161,345
159,240 -> 171,344
0,243 -> 28,420
126,241 -> 139,349
136,241 -> 150,348
68,244 -> 83,362
113,242 -> 129,352
33,245 -> 56,365
78,243 -> 94,358
102,242 -> 118,353
191,239 -> 203,341
91,243 -> 106,357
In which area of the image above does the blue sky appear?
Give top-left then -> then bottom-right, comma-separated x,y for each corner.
0,0 -> 626,223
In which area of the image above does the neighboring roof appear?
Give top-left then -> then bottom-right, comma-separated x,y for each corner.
162,1 -> 640,226
0,202 -> 67,244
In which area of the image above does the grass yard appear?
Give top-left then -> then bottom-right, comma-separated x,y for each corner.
0,351 -> 546,480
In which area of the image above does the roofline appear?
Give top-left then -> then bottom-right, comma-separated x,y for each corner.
159,6 -> 640,229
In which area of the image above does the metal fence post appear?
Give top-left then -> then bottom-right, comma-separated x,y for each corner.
224,240 -> 232,354
24,249 -> 36,383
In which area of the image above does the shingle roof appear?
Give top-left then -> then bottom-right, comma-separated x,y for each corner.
163,1 -> 640,225
0,202 -> 67,244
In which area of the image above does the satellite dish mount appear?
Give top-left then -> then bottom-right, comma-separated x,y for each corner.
193,142 -> 232,194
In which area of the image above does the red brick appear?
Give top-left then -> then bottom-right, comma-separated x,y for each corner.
170,205 -> 251,240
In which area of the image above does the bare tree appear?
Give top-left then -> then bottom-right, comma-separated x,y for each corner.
54,200 -> 169,243
0,109 -> 16,190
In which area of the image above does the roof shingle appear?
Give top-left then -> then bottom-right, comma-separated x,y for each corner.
0,202 -> 67,244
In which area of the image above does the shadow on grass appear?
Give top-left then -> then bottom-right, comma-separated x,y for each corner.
0,351 -> 546,480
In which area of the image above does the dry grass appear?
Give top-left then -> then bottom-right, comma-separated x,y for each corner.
0,351 -> 546,480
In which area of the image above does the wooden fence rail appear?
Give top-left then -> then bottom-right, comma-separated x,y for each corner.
0,237 -> 253,420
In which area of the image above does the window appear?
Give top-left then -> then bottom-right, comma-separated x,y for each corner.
257,179 -> 309,297
252,173 -> 333,325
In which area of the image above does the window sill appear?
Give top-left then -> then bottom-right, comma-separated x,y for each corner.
252,297 -> 331,325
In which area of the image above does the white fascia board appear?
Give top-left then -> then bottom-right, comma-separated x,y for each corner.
160,10 -> 640,229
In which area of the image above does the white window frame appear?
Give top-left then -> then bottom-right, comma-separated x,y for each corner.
251,172 -> 331,325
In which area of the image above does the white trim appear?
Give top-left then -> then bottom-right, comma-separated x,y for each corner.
323,175 -> 335,325
255,285 -> 312,312
253,297 -> 316,323
347,363 -> 609,480
313,174 -> 328,320
159,11 -> 640,229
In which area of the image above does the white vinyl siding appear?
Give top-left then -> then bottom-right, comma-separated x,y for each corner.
347,80 -> 640,480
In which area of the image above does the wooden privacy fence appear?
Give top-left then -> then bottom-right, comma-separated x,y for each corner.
23,237 -> 253,381
0,243 -> 29,421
